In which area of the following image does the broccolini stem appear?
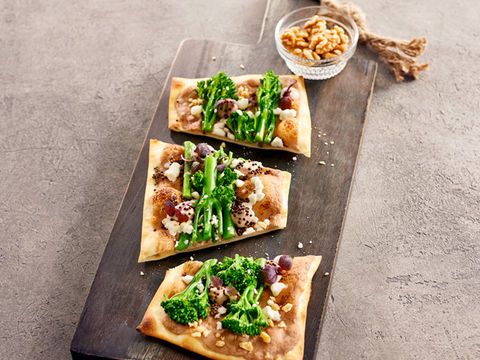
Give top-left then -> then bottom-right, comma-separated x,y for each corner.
203,155 -> 217,195
175,232 -> 191,251
182,141 -> 195,199
222,207 -> 235,240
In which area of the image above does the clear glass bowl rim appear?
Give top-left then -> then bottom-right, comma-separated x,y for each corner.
274,5 -> 359,66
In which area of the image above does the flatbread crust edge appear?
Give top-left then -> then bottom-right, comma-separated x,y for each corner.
138,139 -> 292,263
168,74 -> 312,157
137,255 -> 322,360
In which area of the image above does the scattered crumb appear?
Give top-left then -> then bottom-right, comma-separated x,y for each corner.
190,256 -> 194,261
324,142 -> 328,145
318,161 -> 326,165
317,134 -> 321,137
330,163 -> 335,167
278,321 -> 287,328
326,151 -> 330,155
297,242 -> 304,249
292,156 -> 297,161
309,240 -> 313,244
216,340 -> 225,347
282,303 -> 293,313
192,331 -> 202,337
330,140 -> 335,144
324,272 -> 330,276
323,133 -> 326,136
240,64 -> 245,70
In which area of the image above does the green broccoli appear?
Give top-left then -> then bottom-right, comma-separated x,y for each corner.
192,171 -> 205,192
221,284 -> 269,336
161,259 -> 217,324
213,254 -> 264,293
255,70 -> 282,143
197,72 -> 237,132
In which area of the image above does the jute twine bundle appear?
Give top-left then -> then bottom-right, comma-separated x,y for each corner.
322,0 -> 429,81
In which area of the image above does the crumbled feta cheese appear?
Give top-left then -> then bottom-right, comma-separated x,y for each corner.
273,107 -> 282,115
231,158 -> 241,168
248,176 -> 265,205
238,98 -> 249,110
216,321 -> 222,330
197,283 -> 205,293
271,282 -> 288,297
246,110 -> 254,118
162,216 -> 180,236
192,191 -> 200,199
212,122 -> 226,137
163,216 -> 192,236
280,109 -> 297,121
190,105 -> 202,116
211,215 -> 219,227
243,227 -> 255,236
164,162 -> 181,182
297,242 -> 304,249
271,136 -> 284,148
179,220 -> 193,234
262,305 -> 281,322
182,274 -> 194,284
255,110 -> 260,117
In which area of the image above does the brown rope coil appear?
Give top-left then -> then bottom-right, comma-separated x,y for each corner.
322,0 -> 429,81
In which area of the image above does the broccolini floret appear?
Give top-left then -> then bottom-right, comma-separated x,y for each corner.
161,259 -> 217,324
221,284 -> 269,336
213,254 -> 265,293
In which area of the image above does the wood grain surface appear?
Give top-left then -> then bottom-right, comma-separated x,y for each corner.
71,0 -> 377,359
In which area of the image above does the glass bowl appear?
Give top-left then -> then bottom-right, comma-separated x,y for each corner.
275,6 -> 359,80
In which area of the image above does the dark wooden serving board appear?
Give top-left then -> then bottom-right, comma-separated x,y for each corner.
71,1 -> 376,359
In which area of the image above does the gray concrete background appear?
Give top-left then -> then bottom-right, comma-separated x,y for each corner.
0,0 -> 478,359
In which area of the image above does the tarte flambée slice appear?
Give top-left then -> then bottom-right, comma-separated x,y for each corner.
139,139 -> 291,262
168,71 -> 311,157
137,255 -> 322,360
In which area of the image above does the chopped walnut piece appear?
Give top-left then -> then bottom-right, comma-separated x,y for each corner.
267,299 -> 280,311
215,340 -> 225,347
260,331 -> 271,344
282,303 -> 293,313
239,341 -> 254,352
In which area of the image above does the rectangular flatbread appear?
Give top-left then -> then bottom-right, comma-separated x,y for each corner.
137,255 -> 322,359
168,74 -> 312,157
139,139 -> 291,262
